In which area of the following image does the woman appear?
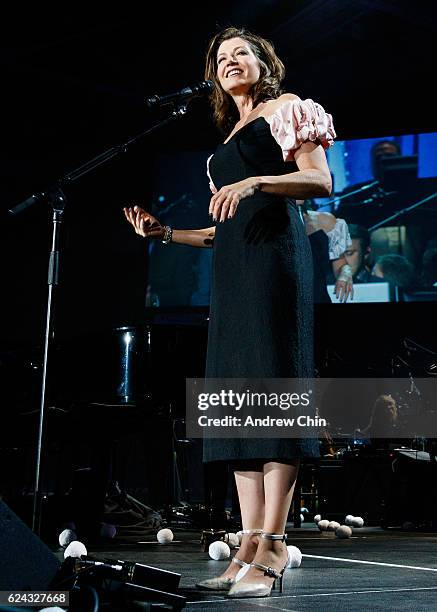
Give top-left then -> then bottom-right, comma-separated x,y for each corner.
298,200 -> 354,303
124,26 -> 335,598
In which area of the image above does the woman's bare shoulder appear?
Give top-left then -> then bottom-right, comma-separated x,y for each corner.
261,93 -> 301,116
278,93 -> 301,102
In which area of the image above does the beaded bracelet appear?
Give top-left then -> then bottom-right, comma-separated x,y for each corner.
161,225 -> 173,244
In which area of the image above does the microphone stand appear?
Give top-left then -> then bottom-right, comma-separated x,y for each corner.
404,337 -> 437,356
319,180 -> 380,211
369,191 -> 437,231
8,102 -> 191,536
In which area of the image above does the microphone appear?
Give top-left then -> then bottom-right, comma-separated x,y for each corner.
145,80 -> 214,108
8,192 -> 46,216
64,540 -> 88,559
362,193 -> 384,205
74,557 -> 124,572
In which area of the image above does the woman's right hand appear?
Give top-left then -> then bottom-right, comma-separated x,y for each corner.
123,205 -> 165,239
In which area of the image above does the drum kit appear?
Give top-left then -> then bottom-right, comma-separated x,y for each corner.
37,309 -> 208,410
0,311 -> 210,528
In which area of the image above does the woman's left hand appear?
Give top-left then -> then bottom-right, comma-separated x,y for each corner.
334,267 -> 354,303
209,177 -> 259,222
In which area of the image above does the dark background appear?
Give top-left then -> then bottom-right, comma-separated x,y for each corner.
1,1 -> 437,525
1,1 -> 436,346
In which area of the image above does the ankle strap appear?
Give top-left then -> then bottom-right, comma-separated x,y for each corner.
232,557 -> 248,568
238,529 -> 263,535
261,532 -> 287,542
250,561 -> 282,578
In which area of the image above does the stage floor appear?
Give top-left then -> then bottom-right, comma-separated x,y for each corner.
60,524 -> 437,611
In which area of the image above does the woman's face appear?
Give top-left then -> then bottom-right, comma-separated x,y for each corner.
216,37 -> 261,95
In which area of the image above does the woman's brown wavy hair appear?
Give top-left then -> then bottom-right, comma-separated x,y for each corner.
204,27 -> 285,135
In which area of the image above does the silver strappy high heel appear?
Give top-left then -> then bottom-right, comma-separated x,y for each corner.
227,531 -> 288,598
196,529 -> 262,591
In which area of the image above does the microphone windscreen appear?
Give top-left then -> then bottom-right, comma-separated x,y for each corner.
59,529 -> 77,547
64,540 -> 87,559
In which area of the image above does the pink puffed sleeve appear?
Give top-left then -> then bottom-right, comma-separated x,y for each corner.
206,154 -> 217,194
265,98 -> 336,162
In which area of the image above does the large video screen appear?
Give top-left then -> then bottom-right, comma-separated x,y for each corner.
148,132 -> 437,306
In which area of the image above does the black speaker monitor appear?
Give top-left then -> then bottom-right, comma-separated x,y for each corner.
0,500 -> 60,591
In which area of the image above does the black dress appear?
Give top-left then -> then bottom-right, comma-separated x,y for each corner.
308,230 -> 332,304
204,116 -> 320,462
